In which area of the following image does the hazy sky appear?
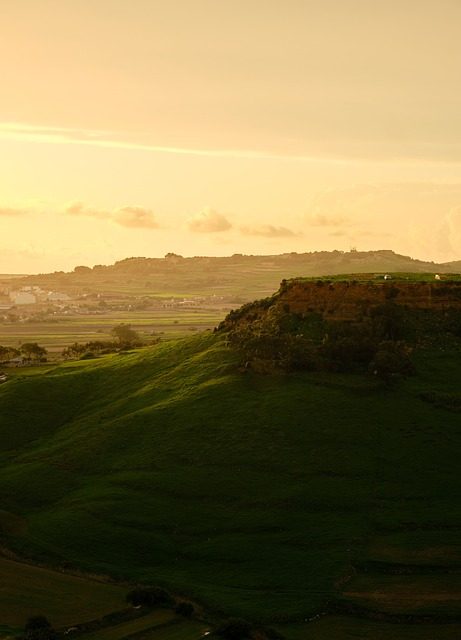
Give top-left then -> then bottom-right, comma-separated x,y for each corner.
1,0 -> 461,272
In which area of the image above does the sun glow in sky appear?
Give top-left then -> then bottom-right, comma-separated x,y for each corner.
1,0 -> 461,272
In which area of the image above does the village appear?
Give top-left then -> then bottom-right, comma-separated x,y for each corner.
0,283 -> 234,321
0,281 -> 234,370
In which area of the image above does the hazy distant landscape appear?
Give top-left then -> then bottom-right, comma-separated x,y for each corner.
1,249 -> 460,356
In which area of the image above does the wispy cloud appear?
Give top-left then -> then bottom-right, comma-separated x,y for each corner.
309,183 -> 461,261
65,201 -> 159,229
65,202 -> 111,219
114,206 -> 159,229
438,206 -> 461,258
187,208 -> 232,233
0,122 -> 376,165
308,213 -> 351,228
1,122 -> 461,166
0,206 -> 29,216
240,224 -> 299,238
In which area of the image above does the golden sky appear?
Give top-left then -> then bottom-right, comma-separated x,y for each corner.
1,0 -> 460,272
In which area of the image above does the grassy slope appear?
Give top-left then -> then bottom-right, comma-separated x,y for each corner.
0,333 -> 460,631
82,610 -> 176,640
0,556 -> 126,628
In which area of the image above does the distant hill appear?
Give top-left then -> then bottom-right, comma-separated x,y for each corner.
15,250 -> 461,300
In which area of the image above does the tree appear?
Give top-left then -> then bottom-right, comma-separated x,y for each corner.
20,343 -> 47,362
62,340 -> 119,359
175,601 -> 194,617
369,341 -> 413,384
126,586 -> 173,607
370,302 -> 404,340
0,345 -> 20,362
111,323 -> 141,347
215,618 -> 253,639
24,616 -> 56,639
62,342 -> 87,359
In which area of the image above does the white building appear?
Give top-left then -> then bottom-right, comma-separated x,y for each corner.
9,291 -> 37,305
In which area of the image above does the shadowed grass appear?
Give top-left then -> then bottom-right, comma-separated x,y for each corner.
0,332 -> 460,631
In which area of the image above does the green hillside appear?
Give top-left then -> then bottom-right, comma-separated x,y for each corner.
0,326 -> 460,636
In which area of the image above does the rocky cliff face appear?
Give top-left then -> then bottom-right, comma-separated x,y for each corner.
220,278 -> 461,329
280,280 -> 461,322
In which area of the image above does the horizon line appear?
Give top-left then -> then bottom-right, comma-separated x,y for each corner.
2,248 -> 461,278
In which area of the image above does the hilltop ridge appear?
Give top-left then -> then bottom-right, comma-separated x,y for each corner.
11,250 -> 461,301
219,275 -> 461,330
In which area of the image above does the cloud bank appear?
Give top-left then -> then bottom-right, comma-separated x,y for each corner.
187,209 -> 232,233
240,224 -> 298,238
308,213 -> 351,228
0,206 -> 28,216
65,202 -> 159,229
114,206 -> 160,229
307,183 -> 461,260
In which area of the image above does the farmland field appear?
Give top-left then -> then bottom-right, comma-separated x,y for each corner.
283,617 -> 461,639
0,556 -> 126,629
82,610 -> 176,640
132,620 -> 210,639
0,308 -> 228,353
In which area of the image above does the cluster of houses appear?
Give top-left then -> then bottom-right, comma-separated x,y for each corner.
0,286 -> 71,310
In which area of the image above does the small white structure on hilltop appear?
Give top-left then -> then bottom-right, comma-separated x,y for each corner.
9,291 -> 36,305
435,274 -> 441,280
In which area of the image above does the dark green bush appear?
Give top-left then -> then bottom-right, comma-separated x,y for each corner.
24,616 -> 56,640
175,601 -> 195,617
215,618 -> 253,639
126,586 -> 173,607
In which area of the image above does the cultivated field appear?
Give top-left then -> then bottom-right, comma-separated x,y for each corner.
0,308 -> 228,354
0,556 -> 210,639
0,556 -> 126,631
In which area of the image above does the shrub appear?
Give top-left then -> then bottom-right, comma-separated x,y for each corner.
321,335 -> 375,371
25,617 -> 51,632
215,618 -> 253,639
370,302 -> 404,340
369,341 -> 414,382
264,628 -> 285,640
80,352 -> 95,360
175,601 -> 195,617
126,586 -> 173,607
24,616 -> 56,639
